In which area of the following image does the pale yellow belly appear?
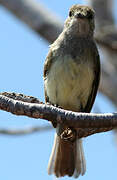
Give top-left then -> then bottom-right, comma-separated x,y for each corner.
44,56 -> 94,112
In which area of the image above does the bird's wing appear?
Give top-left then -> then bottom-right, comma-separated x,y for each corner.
84,49 -> 100,113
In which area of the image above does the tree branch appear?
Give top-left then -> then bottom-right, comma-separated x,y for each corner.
90,0 -> 114,28
99,63 -> 117,106
0,125 -> 52,136
0,0 -> 63,43
94,29 -> 117,52
0,92 -> 116,138
91,0 -> 117,52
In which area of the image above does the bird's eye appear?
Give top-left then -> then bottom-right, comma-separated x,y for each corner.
69,11 -> 73,17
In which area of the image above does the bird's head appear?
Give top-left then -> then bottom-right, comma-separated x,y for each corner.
65,5 -> 95,37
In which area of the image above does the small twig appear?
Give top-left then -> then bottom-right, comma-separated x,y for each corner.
0,92 -> 42,104
0,125 -> 52,136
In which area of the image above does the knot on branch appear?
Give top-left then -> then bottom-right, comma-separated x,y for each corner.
60,128 -> 76,142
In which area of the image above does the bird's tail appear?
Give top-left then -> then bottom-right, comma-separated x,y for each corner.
48,133 -> 86,178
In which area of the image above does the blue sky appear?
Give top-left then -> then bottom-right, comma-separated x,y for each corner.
0,0 -> 117,180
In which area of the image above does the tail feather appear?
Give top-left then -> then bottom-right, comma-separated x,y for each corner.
48,133 -> 86,178
73,139 -> 86,178
80,139 -> 86,175
48,134 -> 59,175
54,137 -> 76,177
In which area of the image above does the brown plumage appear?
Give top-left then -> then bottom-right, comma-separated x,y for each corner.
44,4 -> 100,178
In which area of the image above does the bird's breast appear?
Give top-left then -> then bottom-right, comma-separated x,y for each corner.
44,55 -> 94,112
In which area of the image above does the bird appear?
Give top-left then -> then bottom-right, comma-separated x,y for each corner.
43,4 -> 100,178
